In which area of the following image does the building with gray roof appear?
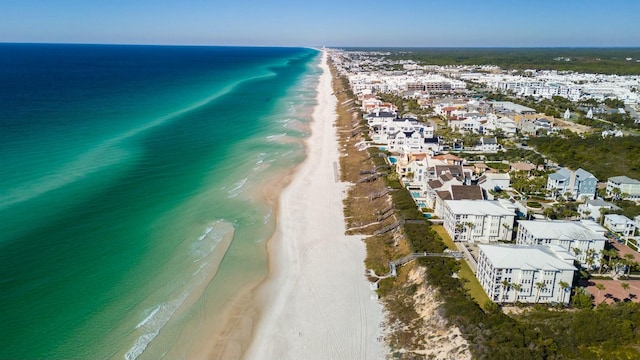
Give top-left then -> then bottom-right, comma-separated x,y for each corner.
516,220 -> 606,267
606,175 -> 640,200
442,200 -> 514,243
476,244 -> 575,304
546,167 -> 597,200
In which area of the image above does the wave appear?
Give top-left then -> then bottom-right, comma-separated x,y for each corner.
124,221 -> 235,360
135,305 -> 161,330
125,292 -> 189,360
226,178 -> 248,198
0,72 -> 275,211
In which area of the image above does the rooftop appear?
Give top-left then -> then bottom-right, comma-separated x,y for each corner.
450,185 -> 484,200
604,214 -> 634,224
445,200 -> 514,216
608,175 -> 640,185
479,244 -> 577,271
517,220 -> 607,241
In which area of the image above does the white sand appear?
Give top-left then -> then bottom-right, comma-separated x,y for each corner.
244,51 -> 386,360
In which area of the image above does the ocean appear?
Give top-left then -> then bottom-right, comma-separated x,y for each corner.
0,44 -> 320,359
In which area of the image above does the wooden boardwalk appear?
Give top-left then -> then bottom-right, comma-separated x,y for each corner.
369,251 -> 464,280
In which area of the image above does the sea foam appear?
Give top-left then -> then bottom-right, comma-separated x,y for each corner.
124,221 -> 235,360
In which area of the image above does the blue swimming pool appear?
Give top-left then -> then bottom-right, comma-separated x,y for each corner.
389,157 -> 397,164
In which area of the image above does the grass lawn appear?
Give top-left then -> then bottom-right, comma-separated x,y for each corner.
433,224 -> 492,310
433,225 -> 456,250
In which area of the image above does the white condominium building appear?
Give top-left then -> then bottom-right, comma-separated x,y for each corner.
516,220 -> 607,268
476,244 -> 576,304
443,200 -> 515,243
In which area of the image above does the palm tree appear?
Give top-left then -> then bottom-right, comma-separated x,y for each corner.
611,187 -> 621,200
558,280 -> 570,304
595,283 -> 606,301
585,249 -> 596,271
621,282 -> 630,292
502,222 -> 512,240
598,207 -> 608,225
573,247 -> 582,267
454,223 -> 464,241
535,281 -> 546,304
511,283 -> 522,302
573,247 -> 582,257
500,279 -> 511,304
599,249 -> 616,274
465,221 -> 475,241
624,254 -> 635,277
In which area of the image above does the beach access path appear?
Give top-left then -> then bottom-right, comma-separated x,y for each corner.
244,51 -> 386,360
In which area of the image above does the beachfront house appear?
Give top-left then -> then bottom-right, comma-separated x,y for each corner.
476,244 -> 576,304
515,220 -> 607,268
442,200 -> 515,243
546,167 -> 597,200
606,176 -> 640,200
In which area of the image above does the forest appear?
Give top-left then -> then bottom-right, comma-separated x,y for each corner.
346,47 -> 640,75
528,134 -> 640,180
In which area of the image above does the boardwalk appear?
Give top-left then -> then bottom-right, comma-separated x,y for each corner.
369,251 -> 464,279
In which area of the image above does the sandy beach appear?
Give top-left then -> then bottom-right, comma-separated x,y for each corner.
244,51 -> 386,359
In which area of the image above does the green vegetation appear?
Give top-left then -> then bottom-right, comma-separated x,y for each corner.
462,148 -> 546,165
330,59 -> 640,359
526,201 -> 542,208
529,135 -> 640,180
486,162 -> 510,171
375,47 -> 640,75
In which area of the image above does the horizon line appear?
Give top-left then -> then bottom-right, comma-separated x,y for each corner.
1,41 -> 639,49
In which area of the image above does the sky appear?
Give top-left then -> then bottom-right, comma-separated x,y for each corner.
1,0 -> 639,47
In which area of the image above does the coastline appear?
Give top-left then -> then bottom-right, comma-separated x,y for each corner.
243,51 -> 386,359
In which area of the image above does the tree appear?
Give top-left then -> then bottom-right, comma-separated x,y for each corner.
573,248 -> 582,266
585,249 -> 596,271
511,282 -> 522,298
502,223 -> 512,240
612,187 -> 621,201
595,283 -> 606,301
558,280 -> 570,304
623,254 -> 636,277
501,279 -> 511,304
599,249 -> 617,274
465,221 -> 475,240
621,282 -> 630,293
535,281 -> 547,304
599,207 -> 609,225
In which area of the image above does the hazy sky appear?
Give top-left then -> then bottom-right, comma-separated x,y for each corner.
1,0 -> 639,47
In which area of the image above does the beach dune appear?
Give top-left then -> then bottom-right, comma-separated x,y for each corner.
244,51 -> 386,359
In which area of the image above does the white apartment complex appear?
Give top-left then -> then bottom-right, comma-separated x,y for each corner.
476,244 -> 576,304
516,220 -> 607,268
443,200 -> 515,243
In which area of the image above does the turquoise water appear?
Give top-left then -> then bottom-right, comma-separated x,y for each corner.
0,44 -> 320,359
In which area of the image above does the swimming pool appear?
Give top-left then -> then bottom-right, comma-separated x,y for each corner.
388,156 -> 397,164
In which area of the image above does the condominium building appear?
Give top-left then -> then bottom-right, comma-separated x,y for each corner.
442,200 -> 515,243
516,220 -> 607,268
476,244 -> 576,304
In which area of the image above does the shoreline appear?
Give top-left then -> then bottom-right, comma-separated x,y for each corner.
243,51 -> 386,359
